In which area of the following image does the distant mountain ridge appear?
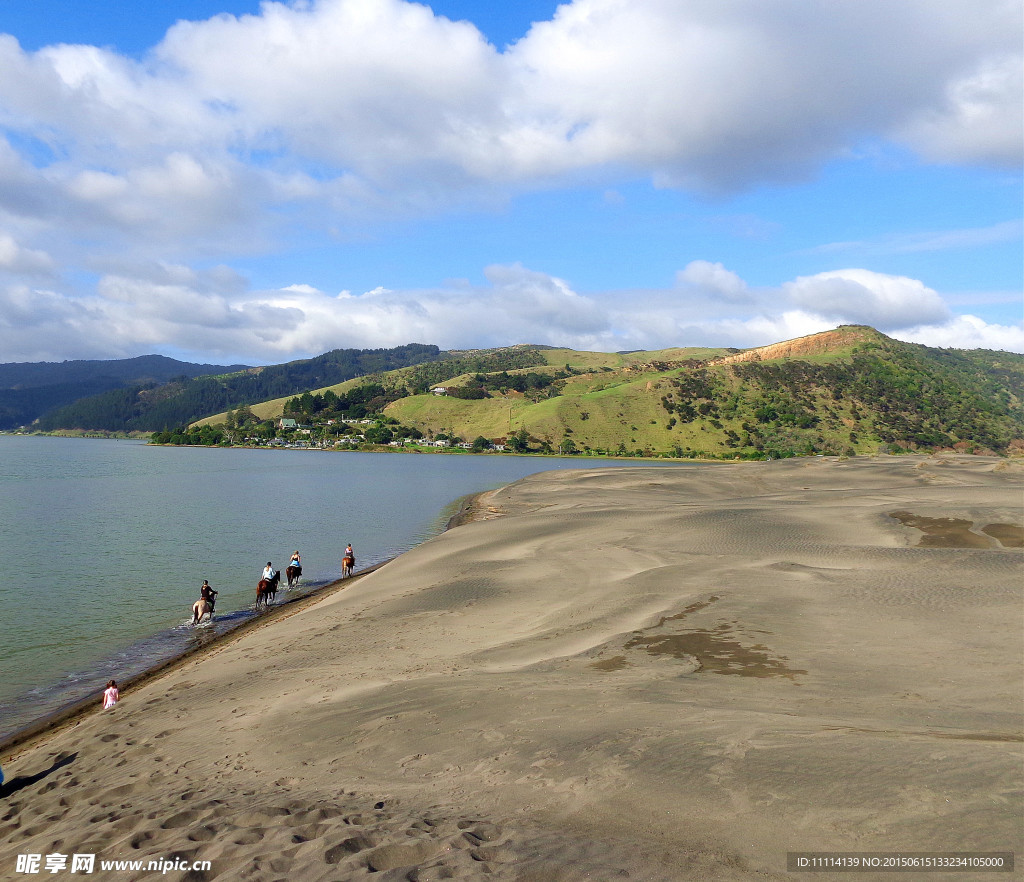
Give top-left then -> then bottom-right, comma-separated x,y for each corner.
0,355 -> 250,430
31,344 -> 444,433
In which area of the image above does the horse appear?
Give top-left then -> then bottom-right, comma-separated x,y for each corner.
286,563 -> 302,588
341,555 -> 355,579
256,570 -> 281,608
192,597 -> 213,625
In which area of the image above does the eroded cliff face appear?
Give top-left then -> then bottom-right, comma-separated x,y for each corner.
712,326 -> 878,364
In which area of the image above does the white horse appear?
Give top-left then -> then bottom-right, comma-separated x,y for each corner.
192,597 -> 213,625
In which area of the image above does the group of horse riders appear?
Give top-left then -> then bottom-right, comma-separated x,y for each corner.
192,546 -> 356,624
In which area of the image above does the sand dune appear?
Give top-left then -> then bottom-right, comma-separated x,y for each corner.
1,455 -> 1021,880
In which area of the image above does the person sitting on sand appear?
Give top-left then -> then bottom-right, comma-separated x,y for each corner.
102,680 -> 119,710
200,580 -> 218,612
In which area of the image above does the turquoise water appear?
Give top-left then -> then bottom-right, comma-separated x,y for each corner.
0,436 -> 682,740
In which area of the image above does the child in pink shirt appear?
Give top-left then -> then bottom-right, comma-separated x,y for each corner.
102,680 -> 119,710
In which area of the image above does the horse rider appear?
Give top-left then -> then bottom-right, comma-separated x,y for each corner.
262,561 -> 275,582
289,551 -> 302,573
344,544 -> 355,565
200,579 -> 218,612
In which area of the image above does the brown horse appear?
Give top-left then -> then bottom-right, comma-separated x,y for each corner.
341,555 -> 355,578
286,564 -> 302,588
256,570 -> 281,608
192,597 -> 213,625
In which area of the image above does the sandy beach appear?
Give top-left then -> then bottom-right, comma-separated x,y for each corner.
2,455 -> 1021,881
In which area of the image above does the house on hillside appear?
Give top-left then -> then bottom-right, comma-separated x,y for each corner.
430,387 -> 449,396
279,418 -> 298,430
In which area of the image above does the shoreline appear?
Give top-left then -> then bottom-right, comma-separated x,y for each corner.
0,562 -> 376,758
0,482 -> 500,759
0,484 -> 496,760
2,456 -> 1019,880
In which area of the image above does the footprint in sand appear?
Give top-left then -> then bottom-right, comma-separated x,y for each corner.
187,824 -> 220,842
364,841 -> 447,873
324,834 -> 382,864
232,830 -> 264,845
470,843 -> 517,863
456,820 -> 502,841
130,831 -> 155,849
160,808 -> 204,829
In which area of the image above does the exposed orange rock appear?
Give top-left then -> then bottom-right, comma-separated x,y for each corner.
711,326 -> 878,365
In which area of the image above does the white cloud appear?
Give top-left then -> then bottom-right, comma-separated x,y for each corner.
898,54 -> 1024,167
0,0 -> 1017,235
891,315 -> 1024,352
0,2 -> 1019,362
0,232 -> 54,275
3,259 -> 1018,364
783,269 -> 951,329
676,260 -> 751,303
807,219 -> 1024,257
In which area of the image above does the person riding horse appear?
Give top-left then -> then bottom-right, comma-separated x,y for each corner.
342,544 -> 355,578
257,563 -> 281,608
192,579 -> 217,624
286,551 -> 302,588
200,580 -> 217,612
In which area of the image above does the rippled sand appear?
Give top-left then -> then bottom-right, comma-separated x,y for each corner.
1,455 -> 1021,880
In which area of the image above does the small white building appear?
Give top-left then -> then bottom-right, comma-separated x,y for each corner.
430,387 -> 449,396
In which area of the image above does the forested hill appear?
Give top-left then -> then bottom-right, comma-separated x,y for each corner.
0,355 -> 249,431
190,326 -> 1024,459
33,344 -> 444,432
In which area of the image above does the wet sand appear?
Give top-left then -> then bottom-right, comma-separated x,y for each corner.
1,455 -> 1021,880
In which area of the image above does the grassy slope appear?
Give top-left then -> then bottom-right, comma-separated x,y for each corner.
193,328 -> 1024,456
197,346 -> 728,428
385,364 -> 717,451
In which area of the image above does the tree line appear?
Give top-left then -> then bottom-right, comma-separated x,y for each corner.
35,345 -> 443,432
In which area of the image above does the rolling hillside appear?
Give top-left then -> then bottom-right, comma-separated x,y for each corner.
192,326 -> 1024,458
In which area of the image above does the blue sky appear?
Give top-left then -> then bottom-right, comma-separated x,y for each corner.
0,0 -> 1020,363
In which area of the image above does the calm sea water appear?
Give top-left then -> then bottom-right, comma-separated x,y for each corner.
0,436 -> 685,741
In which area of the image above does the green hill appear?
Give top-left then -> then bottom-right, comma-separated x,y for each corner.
192,327 -> 1024,458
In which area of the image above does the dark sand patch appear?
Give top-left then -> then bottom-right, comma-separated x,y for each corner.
625,622 -> 807,680
889,511 -> 993,547
981,523 -> 1024,548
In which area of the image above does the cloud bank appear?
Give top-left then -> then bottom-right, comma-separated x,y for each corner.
0,0 -> 1020,361
0,0 -> 1019,234
2,261 -> 1019,363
